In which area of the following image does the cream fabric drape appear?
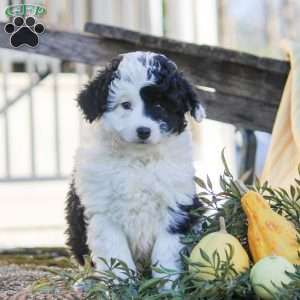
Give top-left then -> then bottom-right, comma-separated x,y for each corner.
261,42 -> 300,188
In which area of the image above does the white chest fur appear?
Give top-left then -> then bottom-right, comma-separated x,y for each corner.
74,124 -> 196,258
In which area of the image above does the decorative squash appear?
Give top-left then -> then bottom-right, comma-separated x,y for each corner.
241,190 -> 300,265
250,255 -> 295,300
189,217 -> 250,280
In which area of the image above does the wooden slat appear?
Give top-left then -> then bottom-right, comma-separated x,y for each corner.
0,22 -> 290,132
85,23 -> 289,103
85,23 -> 288,73
84,23 -> 290,132
0,24 -> 111,64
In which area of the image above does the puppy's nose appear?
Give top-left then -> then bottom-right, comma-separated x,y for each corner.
137,127 -> 151,140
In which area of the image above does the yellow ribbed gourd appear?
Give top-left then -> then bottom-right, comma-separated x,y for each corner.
241,190 -> 300,265
189,217 -> 250,280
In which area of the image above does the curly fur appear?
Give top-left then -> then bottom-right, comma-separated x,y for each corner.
65,51 -> 205,286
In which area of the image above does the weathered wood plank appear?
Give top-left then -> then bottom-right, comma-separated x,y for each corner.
85,22 -> 290,132
0,22 -> 290,132
0,23 -> 125,65
198,89 -> 277,132
85,22 -> 290,107
85,23 -> 288,74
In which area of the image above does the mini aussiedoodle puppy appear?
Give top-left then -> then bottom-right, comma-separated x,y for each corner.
65,51 -> 205,284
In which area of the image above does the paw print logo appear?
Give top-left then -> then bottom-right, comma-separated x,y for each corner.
4,16 -> 45,48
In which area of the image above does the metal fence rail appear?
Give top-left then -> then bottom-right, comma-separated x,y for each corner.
0,60 -> 72,182
0,0 -> 86,182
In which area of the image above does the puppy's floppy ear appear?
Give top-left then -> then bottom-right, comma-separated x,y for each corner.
180,76 -> 206,122
188,90 -> 206,122
77,57 -> 122,123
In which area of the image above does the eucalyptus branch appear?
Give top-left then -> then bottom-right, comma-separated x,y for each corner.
31,157 -> 300,299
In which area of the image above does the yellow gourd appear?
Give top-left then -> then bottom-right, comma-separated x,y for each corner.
189,217 -> 249,280
241,190 -> 300,265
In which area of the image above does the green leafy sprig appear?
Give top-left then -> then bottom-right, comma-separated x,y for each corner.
31,152 -> 300,299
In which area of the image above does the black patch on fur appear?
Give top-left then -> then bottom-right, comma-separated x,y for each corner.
65,180 -> 89,265
168,196 -> 204,234
77,56 -> 122,123
140,54 -> 202,134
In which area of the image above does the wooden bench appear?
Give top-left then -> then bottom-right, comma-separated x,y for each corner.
0,22 -> 290,179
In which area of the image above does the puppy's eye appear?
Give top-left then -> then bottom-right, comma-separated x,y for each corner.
121,102 -> 132,110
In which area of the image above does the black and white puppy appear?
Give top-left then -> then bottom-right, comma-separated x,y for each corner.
65,51 -> 205,284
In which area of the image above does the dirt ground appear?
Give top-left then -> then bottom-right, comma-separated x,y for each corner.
0,248 -> 79,300
0,264 -> 80,300
0,264 -> 47,299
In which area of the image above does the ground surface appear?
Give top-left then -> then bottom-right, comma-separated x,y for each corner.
0,264 -> 48,299
0,264 -> 79,300
0,249 -> 77,300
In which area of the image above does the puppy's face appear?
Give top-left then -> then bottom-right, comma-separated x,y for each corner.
77,52 -> 205,145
